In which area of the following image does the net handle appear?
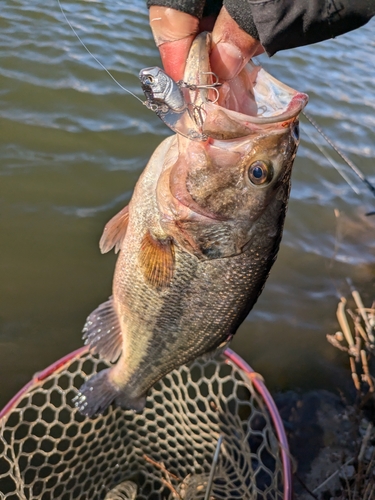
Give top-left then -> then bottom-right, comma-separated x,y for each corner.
224,348 -> 292,500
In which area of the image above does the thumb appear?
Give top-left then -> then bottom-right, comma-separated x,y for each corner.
211,7 -> 264,80
149,6 -> 199,81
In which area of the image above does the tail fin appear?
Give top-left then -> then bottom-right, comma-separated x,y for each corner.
73,369 -> 146,417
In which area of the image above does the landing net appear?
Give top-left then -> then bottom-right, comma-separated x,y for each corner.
0,347 -> 291,499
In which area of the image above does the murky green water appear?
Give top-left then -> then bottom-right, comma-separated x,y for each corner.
1,0 -> 374,407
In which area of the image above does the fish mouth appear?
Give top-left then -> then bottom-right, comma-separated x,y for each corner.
183,33 -> 308,140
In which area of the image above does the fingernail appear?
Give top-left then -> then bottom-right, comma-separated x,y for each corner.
210,41 -> 243,80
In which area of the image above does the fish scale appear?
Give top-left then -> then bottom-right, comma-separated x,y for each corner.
74,33 -> 307,417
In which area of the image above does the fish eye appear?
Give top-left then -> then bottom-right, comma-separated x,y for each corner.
248,160 -> 273,186
145,75 -> 154,85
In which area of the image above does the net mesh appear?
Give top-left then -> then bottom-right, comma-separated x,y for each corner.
0,348 -> 288,500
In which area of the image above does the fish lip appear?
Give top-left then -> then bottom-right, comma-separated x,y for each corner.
202,88 -> 308,140
211,91 -> 309,125
215,60 -> 309,124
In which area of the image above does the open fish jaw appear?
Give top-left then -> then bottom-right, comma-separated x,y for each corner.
182,33 -> 308,139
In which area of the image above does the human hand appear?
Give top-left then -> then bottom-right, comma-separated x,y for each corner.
149,5 -> 264,82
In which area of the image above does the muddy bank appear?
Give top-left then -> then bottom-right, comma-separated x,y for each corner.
276,389 -> 375,499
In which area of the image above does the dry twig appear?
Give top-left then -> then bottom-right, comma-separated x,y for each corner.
325,287 -> 375,499
143,454 -> 180,482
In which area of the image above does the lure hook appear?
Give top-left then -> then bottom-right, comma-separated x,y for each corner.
177,72 -> 222,90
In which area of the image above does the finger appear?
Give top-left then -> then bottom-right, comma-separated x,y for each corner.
149,6 -> 199,80
211,6 -> 264,80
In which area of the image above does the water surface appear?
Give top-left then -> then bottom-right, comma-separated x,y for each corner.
1,0 -> 374,407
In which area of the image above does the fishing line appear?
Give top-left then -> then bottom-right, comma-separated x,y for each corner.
57,0 -> 144,104
302,110 -> 375,199
301,123 -> 361,195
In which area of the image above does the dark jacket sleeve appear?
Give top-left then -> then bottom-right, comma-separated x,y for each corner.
147,0 -> 375,56
147,0 -> 208,19
225,0 -> 375,55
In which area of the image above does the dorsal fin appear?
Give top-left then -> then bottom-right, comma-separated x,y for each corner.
99,205 -> 129,254
139,231 -> 175,290
82,296 -> 123,363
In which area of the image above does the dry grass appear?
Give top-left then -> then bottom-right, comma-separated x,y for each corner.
323,288 -> 375,500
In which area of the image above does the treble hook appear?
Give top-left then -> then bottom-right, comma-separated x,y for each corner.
177,71 -> 222,104
201,71 -> 222,87
190,102 -> 207,130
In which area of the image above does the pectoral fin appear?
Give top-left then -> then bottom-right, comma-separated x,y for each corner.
99,205 -> 129,254
139,231 -> 175,290
82,296 -> 122,363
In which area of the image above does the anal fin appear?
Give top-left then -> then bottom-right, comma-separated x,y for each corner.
74,369 -> 118,417
74,369 -> 147,417
82,296 -> 122,363
100,205 -> 129,254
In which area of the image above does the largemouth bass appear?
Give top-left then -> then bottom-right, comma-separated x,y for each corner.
74,34 -> 308,417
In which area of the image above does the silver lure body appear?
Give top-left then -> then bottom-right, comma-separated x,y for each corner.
139,67 -> 186,113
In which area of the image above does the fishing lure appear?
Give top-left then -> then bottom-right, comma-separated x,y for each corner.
139,67 -> 221,141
